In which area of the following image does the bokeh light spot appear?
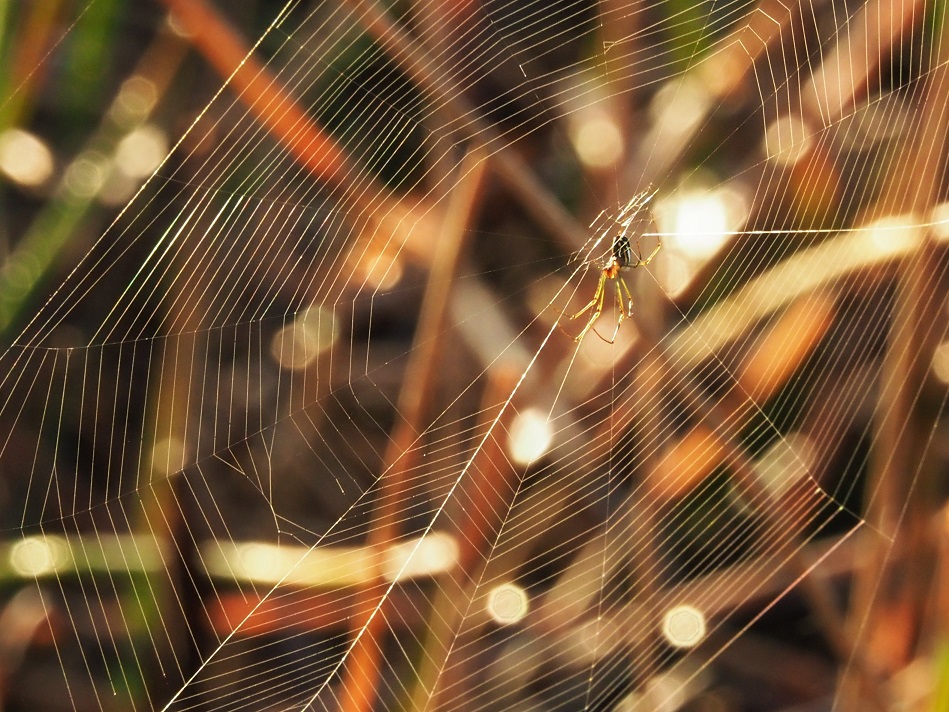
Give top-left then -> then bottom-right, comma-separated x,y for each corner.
0,129 -> 54,188
487,582 -> 529,625
661,604 -> 706,649
508,408 -> 554,465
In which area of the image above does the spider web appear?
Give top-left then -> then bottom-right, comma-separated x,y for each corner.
1,0 -> 947,709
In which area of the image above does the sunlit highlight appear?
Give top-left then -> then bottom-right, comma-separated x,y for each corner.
239,542 -> 296,582
486,582 -> 529,624
935,202 -> 949,242
150,436 -> 187,478
649,76 -> 709,138
0,129 -> 54,188
864,216 -> 920,257
0,252 -> 37,293
655,251 -> 692,298
116,125 -> 167,179
755,433 -> 814,497
615,671 -> 690,712
270,305 -> 338,370
661,604 -> 706,649
569,109 -> 624,169
763,115 -> 813,165
233,541 -> 377,587
352,248 -> 404,291
932,341 -> 949,384
508,408 -> 554,465
111,76 -> 158,124
207,533 -> 459,588
383,532 -> 460,583
661,190 -> 731,259
64,154 -> 106,199
9,536 -> 70,577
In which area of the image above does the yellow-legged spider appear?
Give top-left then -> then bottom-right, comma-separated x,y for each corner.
568,191 -> 661,343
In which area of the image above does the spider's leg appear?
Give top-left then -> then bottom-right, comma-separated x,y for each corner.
618,275 -> 635,318
631,238 -> 662,267
591,277 -> 634,344
597,280 -> 626,343
570,271 -> 605,319
569,296 -> 598,320
575,273 -> 607,342
570,271 -> 606,320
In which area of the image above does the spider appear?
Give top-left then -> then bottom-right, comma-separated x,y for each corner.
568,192 -> 661,343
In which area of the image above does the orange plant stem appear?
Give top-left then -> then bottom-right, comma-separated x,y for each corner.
159,0 -> 359,191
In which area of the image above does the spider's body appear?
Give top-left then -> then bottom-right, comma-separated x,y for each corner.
568,193 -> 660,343
610,234 -> 634,273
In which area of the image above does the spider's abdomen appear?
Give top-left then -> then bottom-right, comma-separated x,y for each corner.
612,234 -> 633,269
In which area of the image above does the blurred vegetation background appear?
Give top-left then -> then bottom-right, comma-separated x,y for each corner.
1,0 -> 949,711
